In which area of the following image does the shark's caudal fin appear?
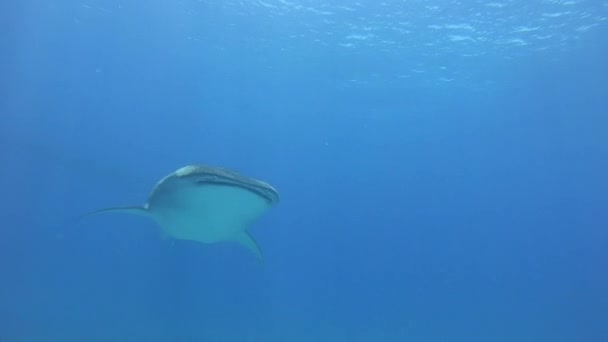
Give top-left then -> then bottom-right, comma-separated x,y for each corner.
80,205 -> 150,220
234,231 -> 264,263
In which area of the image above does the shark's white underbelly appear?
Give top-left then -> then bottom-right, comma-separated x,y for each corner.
150,185 -> 270,243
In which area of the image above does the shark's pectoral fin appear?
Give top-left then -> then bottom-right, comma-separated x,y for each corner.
233,231 -> 263,263
80,205 -> 150,220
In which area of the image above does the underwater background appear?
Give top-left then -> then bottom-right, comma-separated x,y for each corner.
1,0 -> 607,341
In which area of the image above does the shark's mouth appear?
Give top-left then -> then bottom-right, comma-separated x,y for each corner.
194,179 -> 278,204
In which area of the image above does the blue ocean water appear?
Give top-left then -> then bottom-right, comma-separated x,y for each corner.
1,0 -> 607,341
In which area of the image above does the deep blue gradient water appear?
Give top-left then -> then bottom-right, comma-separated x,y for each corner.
1,1 -> 607,341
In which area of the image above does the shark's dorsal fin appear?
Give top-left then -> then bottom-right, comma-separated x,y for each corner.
233,231 -> 264,263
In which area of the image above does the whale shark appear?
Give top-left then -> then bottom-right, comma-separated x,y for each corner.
84,165 -> 279,262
